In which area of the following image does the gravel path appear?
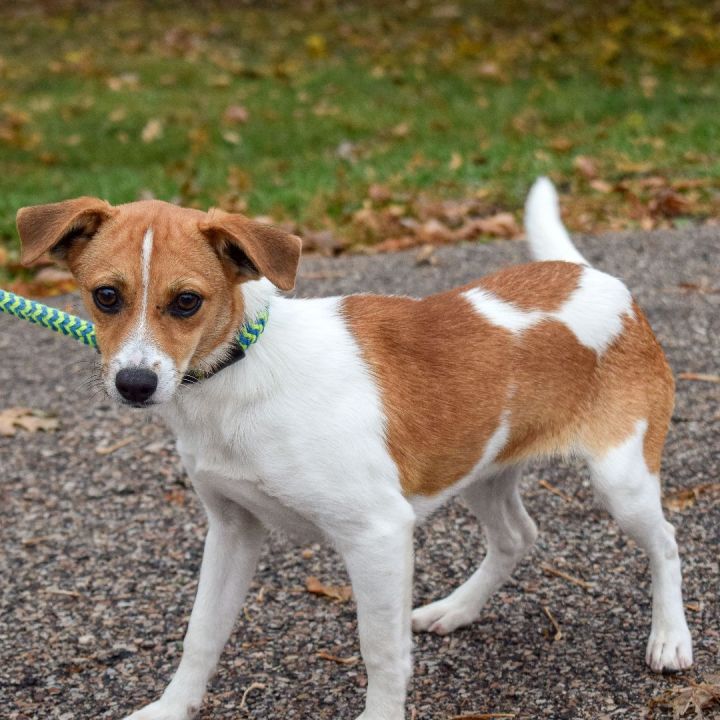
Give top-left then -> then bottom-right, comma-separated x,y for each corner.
1,228 -> 718,719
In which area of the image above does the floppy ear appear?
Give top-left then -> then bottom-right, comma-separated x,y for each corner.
198,209 -> 302,291
16,197 -> 115,266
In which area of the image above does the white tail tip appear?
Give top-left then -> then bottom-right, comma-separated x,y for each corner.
525,177 -> 588,265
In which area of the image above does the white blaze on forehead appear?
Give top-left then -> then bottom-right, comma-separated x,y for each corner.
106,226 -> 178,404
136,226 -> 154,338
462,266 -> 634,355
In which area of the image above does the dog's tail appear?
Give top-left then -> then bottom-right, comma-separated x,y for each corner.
524,177 -> 588,265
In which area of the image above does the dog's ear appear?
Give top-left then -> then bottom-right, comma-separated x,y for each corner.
16,197 -> 116,266
199,209 -> 302,291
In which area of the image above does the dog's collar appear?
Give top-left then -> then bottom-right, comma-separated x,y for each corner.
181,309 -> 269,385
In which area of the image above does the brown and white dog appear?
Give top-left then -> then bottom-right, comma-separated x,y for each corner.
16,178 -> 692,720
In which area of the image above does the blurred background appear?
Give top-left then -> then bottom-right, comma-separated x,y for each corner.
1,0 -> 719,294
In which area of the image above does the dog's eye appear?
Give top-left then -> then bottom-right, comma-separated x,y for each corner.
169,292 -> 203,318
93,286 -> 122,313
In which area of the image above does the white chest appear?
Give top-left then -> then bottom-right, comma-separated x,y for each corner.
159,295 -> 405,540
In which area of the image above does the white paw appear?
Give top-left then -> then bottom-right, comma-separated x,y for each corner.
123,698 -> 200,720
646,623 -> 693,672
411,597 -> 476,635
355,710 -> 404,720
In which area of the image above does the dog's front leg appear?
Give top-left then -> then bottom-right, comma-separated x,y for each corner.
337,503 -> 415,720
124,495 -> 266,720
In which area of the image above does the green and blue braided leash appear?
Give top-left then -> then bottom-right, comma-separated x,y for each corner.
0,288 -> 98,348
0,288 -> 268,357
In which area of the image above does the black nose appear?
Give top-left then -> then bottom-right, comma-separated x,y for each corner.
115,368 -> 158,404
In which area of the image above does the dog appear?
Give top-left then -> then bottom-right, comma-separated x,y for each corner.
16,178 -> 693,720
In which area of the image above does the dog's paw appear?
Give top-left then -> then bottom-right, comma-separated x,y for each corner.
646,623 -> 693,672
411,597 -> 476,635
123,698 -> 200,720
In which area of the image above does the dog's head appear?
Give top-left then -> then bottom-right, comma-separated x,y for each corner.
16,198 -> 301,407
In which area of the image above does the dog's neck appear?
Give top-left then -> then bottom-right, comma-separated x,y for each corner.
240,278 -> 277,325
160,278 -> 288,424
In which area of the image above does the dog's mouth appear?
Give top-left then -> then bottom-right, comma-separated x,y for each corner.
121,398 -> 158,409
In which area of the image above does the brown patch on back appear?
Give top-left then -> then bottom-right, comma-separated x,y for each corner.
343,290 -> 512,496
344,262 -> 674,495
343,263 -> 593,496
480,261 -> 582,311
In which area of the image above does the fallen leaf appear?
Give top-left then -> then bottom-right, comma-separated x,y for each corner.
647,674 -> 720,719
305,34 -> 327,58
457,212 -> 520,239
223,105 -> 249,124
317,650 -> 359,666
650,189 -> 690,218
477,61 -> 504,80
589,179 -> 614,193
449,151 -> 463,170
106,73 -> 139,91
371,236 -> 417,253
368,184 -> 392,203
418,218 -> 454,244
0,407 -> 59,437
208,74 -> 231,88
8,273 -> 77,297
415,244 -> 438,266
573,155 -> 598,179
306,576 -> 352,603
550,136 -> 574,153
391,122 -> 411,138
222,130 -> 241,145
141,118 -> 164,143
163,488 -> 186,506
663,483 -> 720,512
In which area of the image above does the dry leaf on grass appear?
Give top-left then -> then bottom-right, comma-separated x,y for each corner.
223,105 -> 249,124
141,118 -> 164,143
456,213 -> 520,240
306,576 -> 352,603
647,674 -> 720,719
573,154 -> 598,179
0,407 -> 59,437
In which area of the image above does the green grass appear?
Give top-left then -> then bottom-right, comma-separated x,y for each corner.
1,0 -> 720,272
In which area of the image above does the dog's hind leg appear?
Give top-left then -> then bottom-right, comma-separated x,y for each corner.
412,466 -> 537,635
584,419 -> 693,672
